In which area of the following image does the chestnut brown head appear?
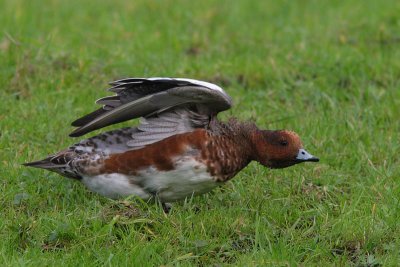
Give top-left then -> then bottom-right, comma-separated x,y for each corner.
252,130 -> 319,169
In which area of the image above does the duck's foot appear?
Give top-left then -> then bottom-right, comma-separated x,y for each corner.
162,203 -> 172,214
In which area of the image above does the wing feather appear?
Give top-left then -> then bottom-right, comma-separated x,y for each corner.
70,78 -> 232,138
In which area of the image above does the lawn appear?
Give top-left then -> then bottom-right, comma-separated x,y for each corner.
1,0 -> 400,265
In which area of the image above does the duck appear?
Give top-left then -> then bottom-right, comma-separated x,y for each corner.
24,77 -> 319,211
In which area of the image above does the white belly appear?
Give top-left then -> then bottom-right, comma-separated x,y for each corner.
82,157 -> 218,202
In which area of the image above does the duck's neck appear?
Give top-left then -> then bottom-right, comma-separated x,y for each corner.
204,118 -> 260,181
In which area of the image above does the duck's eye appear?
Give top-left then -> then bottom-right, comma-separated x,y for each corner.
279,140 -> 288,146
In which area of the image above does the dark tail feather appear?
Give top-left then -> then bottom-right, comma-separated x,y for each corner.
22,157 -> 81,180
22,157 -> 58,169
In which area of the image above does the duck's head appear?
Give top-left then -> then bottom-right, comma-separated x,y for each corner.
252,130 -> 319,169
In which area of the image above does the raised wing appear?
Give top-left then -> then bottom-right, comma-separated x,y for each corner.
69,78 -> 232,138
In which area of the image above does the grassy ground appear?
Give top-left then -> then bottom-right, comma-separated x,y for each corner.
1,0 -> 400,265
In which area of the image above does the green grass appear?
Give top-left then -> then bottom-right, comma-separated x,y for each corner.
1,0 -> 400,265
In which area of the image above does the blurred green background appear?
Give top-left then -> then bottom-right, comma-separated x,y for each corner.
1,0 -> 400,265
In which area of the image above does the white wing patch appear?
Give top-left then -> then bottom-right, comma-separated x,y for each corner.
175,78 -> 224,93
146,77 -> 224,92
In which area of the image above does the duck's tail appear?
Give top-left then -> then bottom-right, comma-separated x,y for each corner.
23,157 -> 58,169
23,152 -> 82,180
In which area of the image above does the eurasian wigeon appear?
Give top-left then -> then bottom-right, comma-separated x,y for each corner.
24,78 -> 319,210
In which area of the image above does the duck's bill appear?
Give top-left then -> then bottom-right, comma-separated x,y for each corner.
296,148 -> 319,162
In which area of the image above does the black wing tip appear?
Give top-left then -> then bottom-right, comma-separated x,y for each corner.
69,128 -> 84,137
71,108 -> 107,127
71,120 -> 83,127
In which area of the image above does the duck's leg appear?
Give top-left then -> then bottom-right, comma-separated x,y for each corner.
153,192 -> 172,214
162,202 -> 172,213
